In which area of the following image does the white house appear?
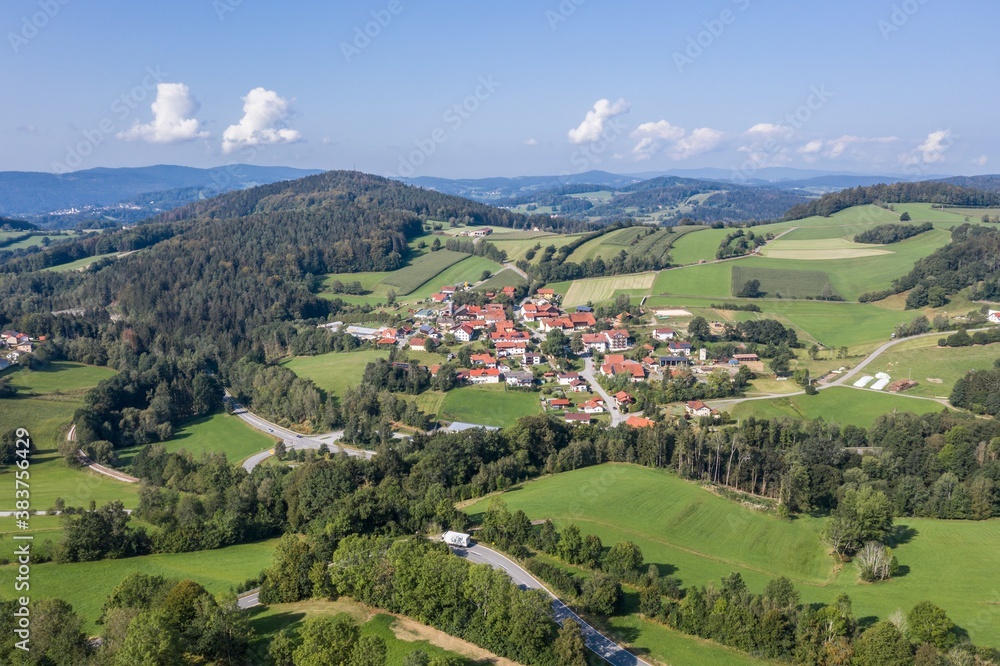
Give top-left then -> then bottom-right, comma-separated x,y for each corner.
506,371 -> 534,387
652,328 -> 676,341
990,310 -> 1000,324
452,324 -> 477,343
468,368 -> 501,384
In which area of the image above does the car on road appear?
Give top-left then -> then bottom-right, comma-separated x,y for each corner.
296,435 -> 302,438
267,428 -> 274,432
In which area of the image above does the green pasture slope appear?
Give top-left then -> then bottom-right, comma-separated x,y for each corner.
439,384 -> 541,428
282,349 -> 389,397
465,464 -> 1000,650
116,411 -> 277,467
0,363 -> 141,511
866,338 -> 1000,399
0,539 -> 278,632
379,249 -> 470,295
731,265 -> 837,299
728,386 -> 948,427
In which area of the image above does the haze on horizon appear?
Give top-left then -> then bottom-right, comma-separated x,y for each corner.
2,0 -> 998,179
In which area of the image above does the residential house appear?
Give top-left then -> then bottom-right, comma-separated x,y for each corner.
409,337 -> 428,352
569,312 -> 597,329
376,337 -> 398,347
613,391 -> 634,408
581,397 -> 606,414
522,352 -> 544,366
601,360 -> 645,382
989,310 -> 1000,324
506,371 -> 534,387
605,329 -> 632,350
495,341 -> 527,358
565,413 -> 592,425
685,401 -> 714,418
539,317 -> 574,333
469,368 -> 501,384
470,353 -> 498,368
652,328 -> 676,341
568,379 -> 590,393
431,293 -> 449,303
582,333 -> 608,353
548,398 -> 572,410
15,342 -> 33,354
441,286 -> 457,295
625,416 -> 656,429
453,324 -> 477,343
557,372 -> 581,385
536,288 -> 556,299
669,341 -> 693,356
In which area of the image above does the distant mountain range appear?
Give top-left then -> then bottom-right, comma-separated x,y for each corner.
0,164 -> 323,227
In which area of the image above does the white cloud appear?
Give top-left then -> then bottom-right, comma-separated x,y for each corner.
901,129 -> 953,166
974,154 -> 988,166
524,138 -> 538,146
798,135 -> 898,161
117,83 -> 209,144
222,88 -> 302,154
567,98 -> 630,144
744,123 -> 795,141
798,139 -> 823,155
630,120 -> 724,161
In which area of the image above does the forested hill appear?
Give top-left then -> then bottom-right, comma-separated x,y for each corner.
0,171 -> 532,357
784,181 -> 1000,219
150,170 -> 528,230
0,216 -> 35,231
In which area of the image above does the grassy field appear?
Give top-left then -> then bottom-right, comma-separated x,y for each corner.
44,252 -> 122,272
866,338 -> 1000,399
464,464 -> 1000,649
5,361 -> 115,395
487,233 -> 586,264
282,349 -> 388,397
439,384 -> 541,427
379,249 -> 470,295
116,412 -> 277,466
476,268 -> 528,292
567,226 -> 675,263
250,600 -> 476,665
0,362 -> 140,512
731,266 -> 838,300
727,386 -> 948,426
559,272 -> 657,306
653,262 -> 733,299
404,255 -> 504,302
0,539 -> 277,632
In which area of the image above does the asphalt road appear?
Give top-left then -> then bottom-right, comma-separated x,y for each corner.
236,589 -> 260,610
453,543 -> 652,666
225,393 -> 373,472
582,356 -> 626,426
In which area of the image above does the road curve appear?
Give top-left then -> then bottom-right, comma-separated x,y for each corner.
224,392 -> 373,472
453,543 -> 652,666
66,424 -> 141,483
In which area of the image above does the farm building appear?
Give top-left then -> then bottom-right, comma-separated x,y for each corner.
469,227 -> 493,237
658,355 -> 690,368
409,337 -> 428,351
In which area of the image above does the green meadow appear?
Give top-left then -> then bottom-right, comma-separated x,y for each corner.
439,384 -> 541,428
116,411 -> 277,467
464,464 -> 1000,649
727,386 -> 948,427
282,349 -> 389,397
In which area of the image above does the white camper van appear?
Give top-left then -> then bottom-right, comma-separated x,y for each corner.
443,531 -> 472,548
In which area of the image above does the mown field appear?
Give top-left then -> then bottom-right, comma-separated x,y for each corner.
282,349 -> 389,397
404,255 -> 503,301
116,411 -> 277,467
44,251 -> 123,272
439,384 -> 541,428
487,232 -> 586,264
727,386 -> 948,426
250,600 -> 478,665
5,361 -> 115,395
379,249 -> 470,295
464,464 -> 1000,650
476,268 -> 528,292
0,539 -> 278,632
866,338 -> 1000,399
731,265 -> 838,300
556,272 -> 657,306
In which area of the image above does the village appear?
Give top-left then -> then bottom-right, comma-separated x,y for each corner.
324,283 -> 768,428
0,329 -> 37,371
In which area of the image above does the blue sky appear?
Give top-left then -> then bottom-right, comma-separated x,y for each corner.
2,0 -> 998,178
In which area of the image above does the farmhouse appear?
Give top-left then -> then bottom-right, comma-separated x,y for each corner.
431,292 -> 450,303
569,312 -> 597,329
990,310 -> 1000,324
601,357 -> 645,382
469,227 -> 493,237
685,401 -> 714,418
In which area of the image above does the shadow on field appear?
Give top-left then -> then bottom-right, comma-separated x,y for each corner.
887,524 -> 918,547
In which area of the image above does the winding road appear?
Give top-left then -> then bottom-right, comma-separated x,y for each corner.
581,356 -> 626,426
453,542 -> 652,666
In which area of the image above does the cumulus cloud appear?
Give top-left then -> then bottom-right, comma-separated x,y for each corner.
117,83 -> 209,144
631,120 -> 724,160
797,135 -> 898,161
901,129 -> 953,166
744,123 -> 795,141
567,98 -> 630,144
222,88 -> 302,154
